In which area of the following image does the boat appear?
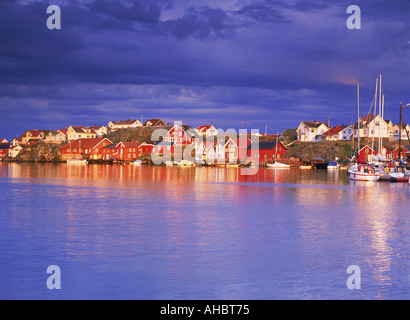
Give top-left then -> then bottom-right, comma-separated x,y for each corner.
226,163 -> 241,168
165,161 -> 174,166
348,164 -> 380,181
299,165 -> 312,169
176,160 -> 194,167
132,160 -> 142,166
267,133 -> 290,169
391,175 -> 409,183
67,159 -> 87,165
267,162 -> 290,169
347,83 -> 379,181
327,161 -> 340,170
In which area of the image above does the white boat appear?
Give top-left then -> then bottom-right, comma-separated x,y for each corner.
267,162 -> 290,169
165,161 -> 174,166
67,159 -> 87,165
176,160 -> 194,167
348,164 -> 380,181
132,160 -> 142,166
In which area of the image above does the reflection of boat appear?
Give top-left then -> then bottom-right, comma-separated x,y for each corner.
67,159 -> 87,165
267,162 -> 290,169
327,161 -> 340,170
348,164 -> 380,181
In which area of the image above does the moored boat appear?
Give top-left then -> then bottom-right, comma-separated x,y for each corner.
327,161 -> 340,170
348,164 -> 380,181
67,159 -> 87,165
267,162 -> 290,169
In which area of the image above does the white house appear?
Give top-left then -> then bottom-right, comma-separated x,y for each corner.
108,119 -> 143,130
66,126 -> 97,141
321,125 -> 353,141
296,121 -> 329,142
195,125 -> 218,138
8,145 -> 23,158
393,123 -> 410,141
354,114 -> 391,139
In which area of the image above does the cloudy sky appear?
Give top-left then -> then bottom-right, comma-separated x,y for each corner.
1,0 -> 409,139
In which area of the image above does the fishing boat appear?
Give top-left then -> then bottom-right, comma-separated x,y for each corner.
348,164 -> 380,181
327,161 -> 340,170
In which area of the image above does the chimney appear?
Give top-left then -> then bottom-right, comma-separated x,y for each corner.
314,120 -> 318,124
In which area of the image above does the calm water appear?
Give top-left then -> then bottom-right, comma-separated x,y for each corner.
0,162 -> 409,300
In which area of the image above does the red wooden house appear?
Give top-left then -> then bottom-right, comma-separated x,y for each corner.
374,145 -> 393,160
225,137 -> 252,163
153,141 -> 175,155
357,145 -> 374,163
247,141 -> 287,163
61,138 -> 112,160
102,141 -> 153,161
163,124 -> 194,145
393,146 -> 410,159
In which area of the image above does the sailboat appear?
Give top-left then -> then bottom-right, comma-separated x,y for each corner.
348,82 -> 380,181
267,133 -> 290,168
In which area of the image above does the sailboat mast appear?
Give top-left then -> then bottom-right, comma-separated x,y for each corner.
357,82 -> 360,152
378,72 -> 382,152
371,77 -> 378,153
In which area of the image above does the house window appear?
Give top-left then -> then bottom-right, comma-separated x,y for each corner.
167,146 -> 170,151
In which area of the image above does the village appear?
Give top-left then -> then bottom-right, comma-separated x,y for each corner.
0,115 -> 410,168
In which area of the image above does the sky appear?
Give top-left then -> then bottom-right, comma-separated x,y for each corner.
1,0 -> 410,139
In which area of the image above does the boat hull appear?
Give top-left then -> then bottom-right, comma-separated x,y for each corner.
267,162 -> 290,169
348,171 -> 379,181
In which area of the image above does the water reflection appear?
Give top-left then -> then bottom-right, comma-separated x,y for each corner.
0,162 -> 409,299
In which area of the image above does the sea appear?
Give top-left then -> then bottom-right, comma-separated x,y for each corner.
0,162 -> 409,300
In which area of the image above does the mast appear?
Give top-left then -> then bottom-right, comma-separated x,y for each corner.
399,102 -> 403,159
357,82 -> 360,153
378,72 -> 382,153
275,132 -> 278,163
371,77 -> 378,154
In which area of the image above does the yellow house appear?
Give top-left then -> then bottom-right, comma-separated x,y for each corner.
67,126 -> 97,141
21,130 -> 45,144
45,131 -> 67,144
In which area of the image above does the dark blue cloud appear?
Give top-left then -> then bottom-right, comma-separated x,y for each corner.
0,0 -> 409,139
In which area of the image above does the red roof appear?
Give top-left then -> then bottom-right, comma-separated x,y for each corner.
61,138 -> 112,150
22,130 -> 44,138
322,125 -> 348,136
122,141 -> 143,148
